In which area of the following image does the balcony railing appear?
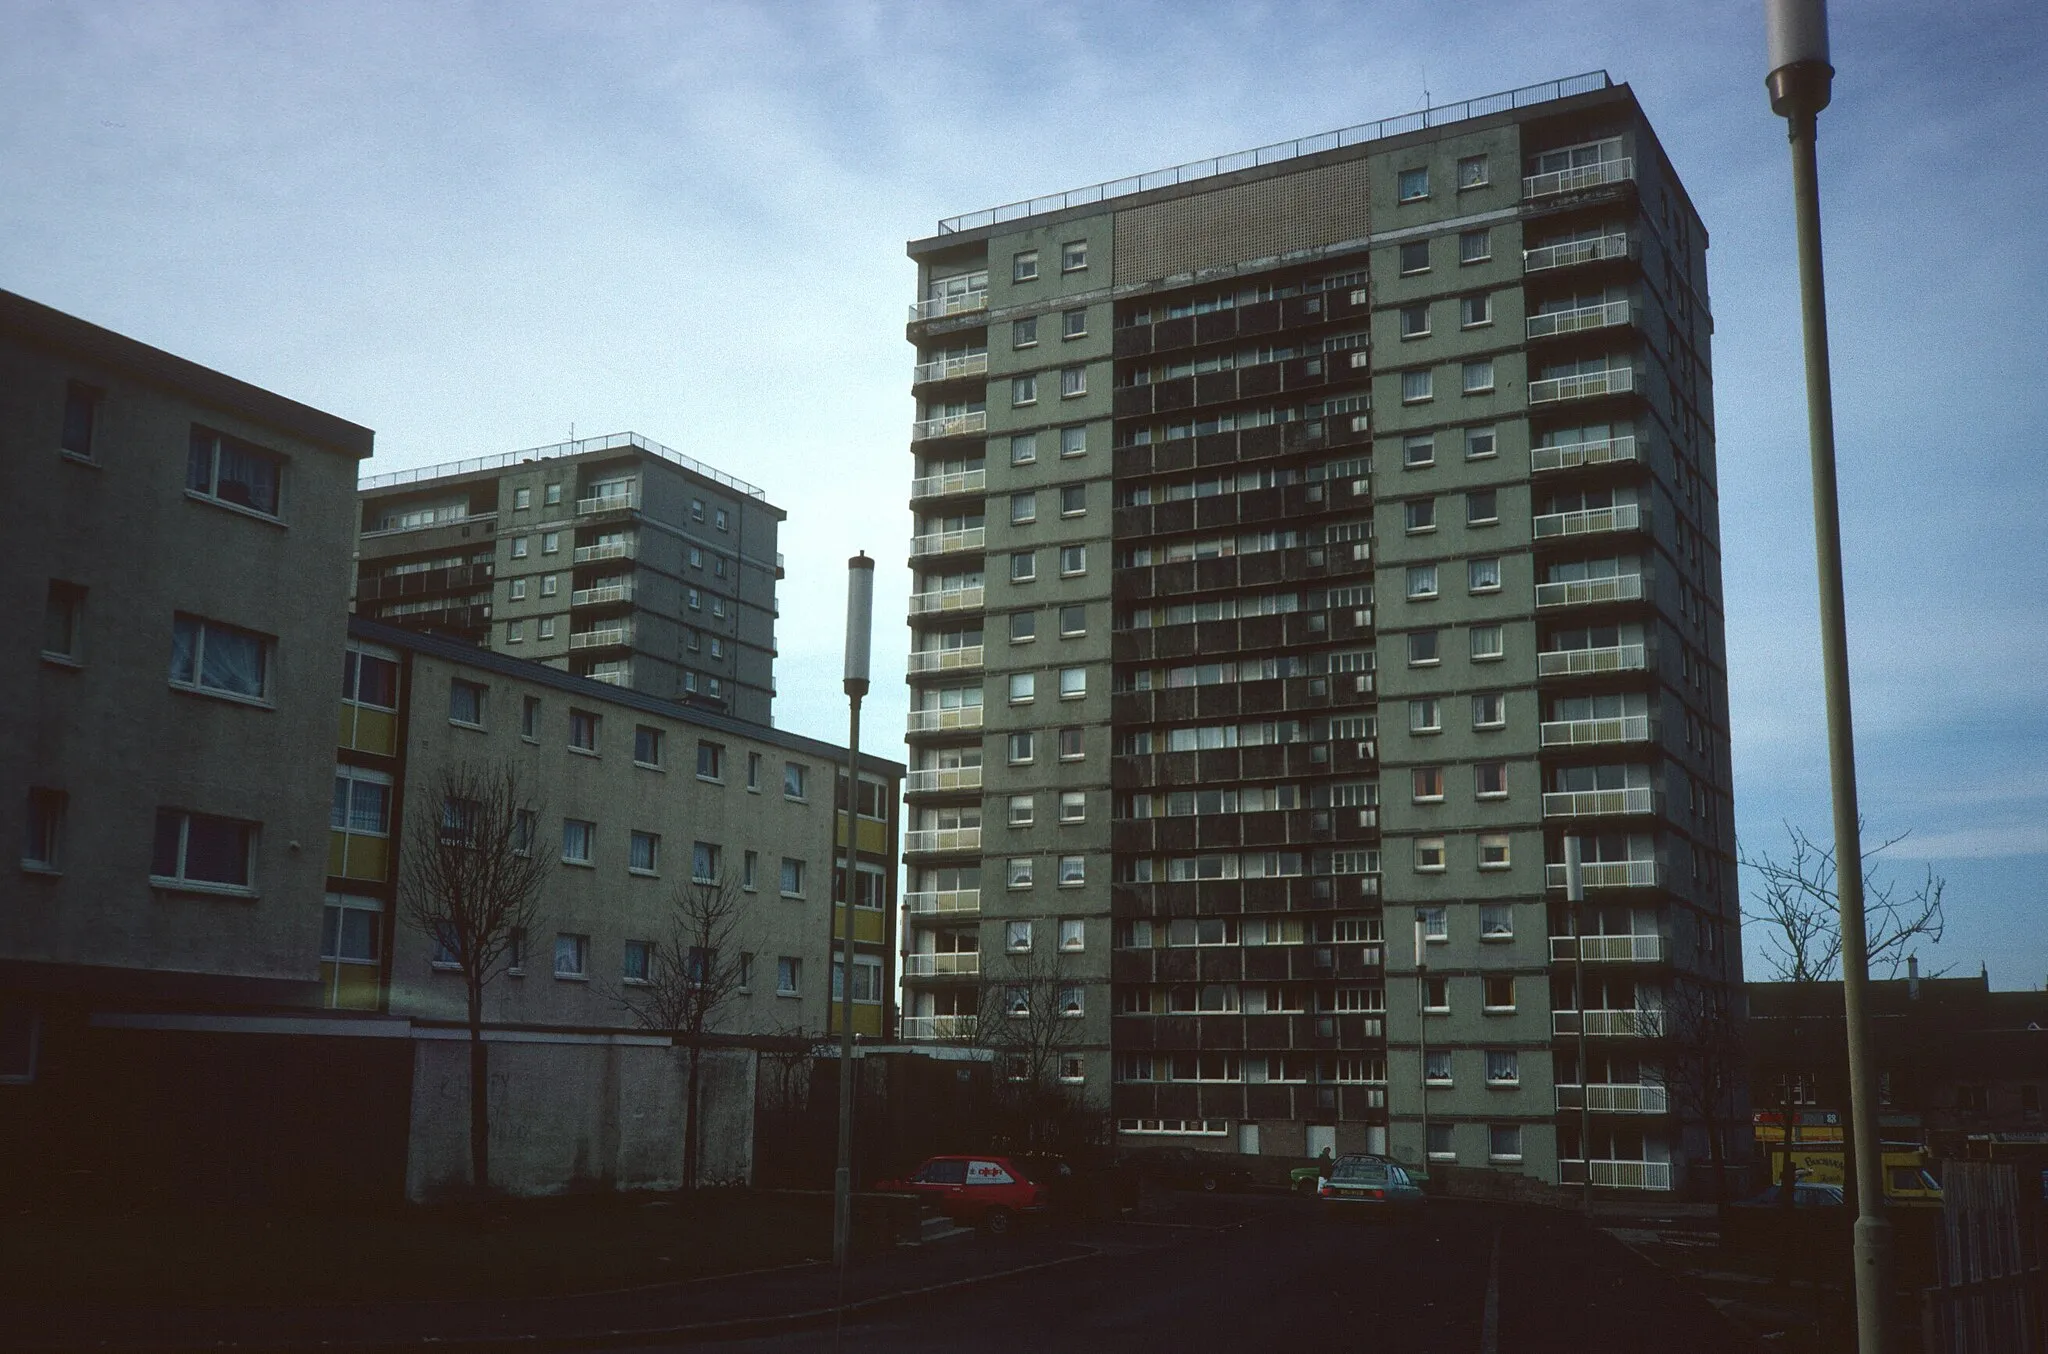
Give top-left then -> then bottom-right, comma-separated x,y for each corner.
1546,860 -> 1662,891
1523,232 -> 1634,273
1536,573 -> 1644,609
911,411 -> 988,441
900,1014 -> 979,1041
911,526 -> 987,558
910,468 -> 987,501
905,888 -> 981,916
585,664 -> 632,687
1542,788 -> 1655,819
1528,365 -> 1635,405
1553,1008 -> 1665,1038
575,488 -> 639,515
1556,1083 -> 1671,1114
903,952 -> 982,978
1527,299 -> 1633,341
904,827 -> 983,854
906,765 -> 984,794
1536,643 -> 1647,678
1523,156 -> 1635,200
573,540 -> 635,564
907,706 -> 984,735
1558,1158 -> 1672,1191
570,580 -> 634,607
1533,502 -> 1642,539
1540,714 -> 1651,747
908,646 -> 985,677
1532,433 -> 1639,474
1550,933 -> 1667,963
909,291 -> 989,323
907,585 -> 985,616
569,623 -> 633,651
358,511 -> 498,542
913,352 -> 990,384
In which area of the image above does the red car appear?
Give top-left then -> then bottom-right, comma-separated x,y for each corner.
875,1154 -> 1055,1234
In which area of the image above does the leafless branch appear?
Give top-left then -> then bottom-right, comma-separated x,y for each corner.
1739,819 -> 1948,982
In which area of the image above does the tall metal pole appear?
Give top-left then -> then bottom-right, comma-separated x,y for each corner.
1414,911 -> 1429,1175
832,554 -> 875,1270
1764,5 -> 1890,1349
1565,834 -> 1591,1217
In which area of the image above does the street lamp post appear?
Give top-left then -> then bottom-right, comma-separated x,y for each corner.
1764,4 -> 1891,1349
831,553 -> 875,1271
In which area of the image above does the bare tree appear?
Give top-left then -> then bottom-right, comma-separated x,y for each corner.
1661,979 -> 1746,1216
620,873 -> 750,1190
974,947 -> 1102,1153
398,762 -> 548,1194
1741,821 -> 1948,982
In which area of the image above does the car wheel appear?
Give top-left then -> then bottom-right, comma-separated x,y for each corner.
1200,1175 -> 1218,1193
982,1207 -> 1014,1236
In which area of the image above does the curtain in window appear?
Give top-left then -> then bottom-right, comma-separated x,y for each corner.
202,625 -> 265,697
215,440 -> 280,514
183,814 -> 250,885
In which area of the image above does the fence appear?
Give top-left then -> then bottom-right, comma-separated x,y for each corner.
1923,1162 -> 2044,1353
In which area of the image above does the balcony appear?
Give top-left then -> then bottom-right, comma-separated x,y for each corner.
1542,788 -> 1655,819
570,579 -> 634,607
575,487 -> 639,516
586,663 -> 633,687
913,352 -> 990,385
1540,715 -> 1651,748
1523,232 -> 1634,273
910,526 -> 987,559
1527,299 -> 1633,341
1533,502 -> 1642,540
911,411 -> 988,442
568,623 -> 633,651
905,888 -> 981,916
1552,1008 -> 1665,1038
906,765 -> 984,794
1532,434 -> 1639,475
1550,933 -> 1667,964
903,952 -> 982,979
908,646 -> 984,678
1536,644 -> 1647,678
907,706 -> 984,735
1546,860 -> 1662,891
1523,156 -> 1635,200
1558,1158 -> 1672,1191
1528,365 -> 1635,405
1535,573 -> 1644,609
909,291 -> 989,323
907,585 -> 985,616
573,539 -> 635,565
900,1014 -> 979,1041
910,468 -> 987,502
904,826 -> 983,855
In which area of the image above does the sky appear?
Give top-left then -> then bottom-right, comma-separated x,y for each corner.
6,1 -> 2044,988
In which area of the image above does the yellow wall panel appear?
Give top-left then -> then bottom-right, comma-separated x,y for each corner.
322,962 -> 382,1011
339,834 -> 390,882
326,831 -> 348,877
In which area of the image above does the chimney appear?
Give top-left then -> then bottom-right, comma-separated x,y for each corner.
1908,954 -> 1920,1000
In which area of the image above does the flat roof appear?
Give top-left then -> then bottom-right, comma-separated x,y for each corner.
359,430 -> 773,507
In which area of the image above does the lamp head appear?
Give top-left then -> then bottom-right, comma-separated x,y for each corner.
1765,0 -> 1833,118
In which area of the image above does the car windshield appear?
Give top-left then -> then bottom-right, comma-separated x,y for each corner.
1331,1159 -> 1389,1184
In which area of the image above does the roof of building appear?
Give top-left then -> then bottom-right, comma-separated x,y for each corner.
0,288 -> 375,458
1749,976 -> 2048,1029
356,430 -> 778,514
348,616 -> 902,778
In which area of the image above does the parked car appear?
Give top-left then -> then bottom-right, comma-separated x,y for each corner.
1734,1182 -> 1846,1208
1317,1155 -> 1426,1217
1126,1146 -> 1255,1193
873,1155 -> 1056,1234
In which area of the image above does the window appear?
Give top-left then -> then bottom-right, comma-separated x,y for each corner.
1059,918 -> 1085,952
1010,434 -> 1038,468
1398,240 -> 1430,274
1013,250 -> 1039,282
1058,726 -> 1084,760
1058,667 -> 1086,700
1457,154 -> 1489,189
1480,904 -> 1514,939
553,933 -> 588,979
1007,858 -> 1035,890
780,857 -> 805,897
340,644 -> 398,711
1399,304 -> 1430,339
1424,1052 -> 1454,1086
23,788 -> 65,871
1059,1055 -> 1085,1083
1468,557 -> 1502,593
1009,672 -> 1036,704
542,531 -> 560,555
1060,367 -> 1086,398
1470,625 -> 1505,660
1058,855 -> 1085,886
1461,293 -> 1492,328
42,580 -> 84,663
1058,985 -> 1084,1018
697,741 -> 724,780
569,709 -> 599,752
1459,228 -> 1492,264
1008,920 -> 1033,952
1059,545 -> 1086,576
1060,484 -> 1086,517
742,849 -> 759,890
1474,762 -> 1508,798
1061,239 -> 1088,272
1401,369 -> 1434,404
1010,610 -> 1037,644
629,831 -> 659,875
776,762 -> 805,800
1060,425 -> 1086,458
1403,435 -> 1434,469
508,579 -> 528,603
544,483 -> 562,507
513,809 -> 537,856
634,726 -> 663,767
622,940 -> 650,984
186,426 -> 283,517
1058,604 -> 1086,637
688,546 -> 703,570
1472,692 -> 1506,728
716,508 -> 729,531
1406,565 -> 1439,600
1008,732 -> 1036,764
1462,360 -> 1495,394
1062,308 -> 1087,338
511,537 -> 530,559
737,952 -> 753,990
1467,489 -> 1499,525
150,809 -> 256,891
686,586 -> 701,610
1424,976 -> 1450,1011
1479,834 -> 1511,869
1010,491 -> 1037,524
61,380 -> 98,459
776,957 -> 801,996
1415,838 -> 1447,872
1011,551 -> 1037,583
1013,316 -> 1038,348
1408,633 -> 1440,668
1397,166 -> 1429,201
1411,767 -> 1444,802
692,841 -> 721,883
1057,791 -> 1087,825
1482,975 -> 1515,1011
448,679 -> 486,727
1419,907 -> 1448,941
170,614 -> 270,702
540,574 -> 558,597
1404,498 -> 1436,534
1489,1124 -> 1523,1162
561,818 -> 594,865
1466,425 -> 1497,460
512,487 -> 531,510
1012,374 -> 1038,407
746,751 -> 760,790
331,766 -> 392,844
1009,794 -> 1035,827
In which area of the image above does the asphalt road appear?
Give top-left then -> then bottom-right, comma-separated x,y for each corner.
624,1193 -> 1747,1352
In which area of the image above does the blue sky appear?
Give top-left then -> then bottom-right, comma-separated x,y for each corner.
7,1 -> 2043,987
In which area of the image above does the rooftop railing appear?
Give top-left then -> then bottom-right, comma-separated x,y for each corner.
359,431 -> 767,501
